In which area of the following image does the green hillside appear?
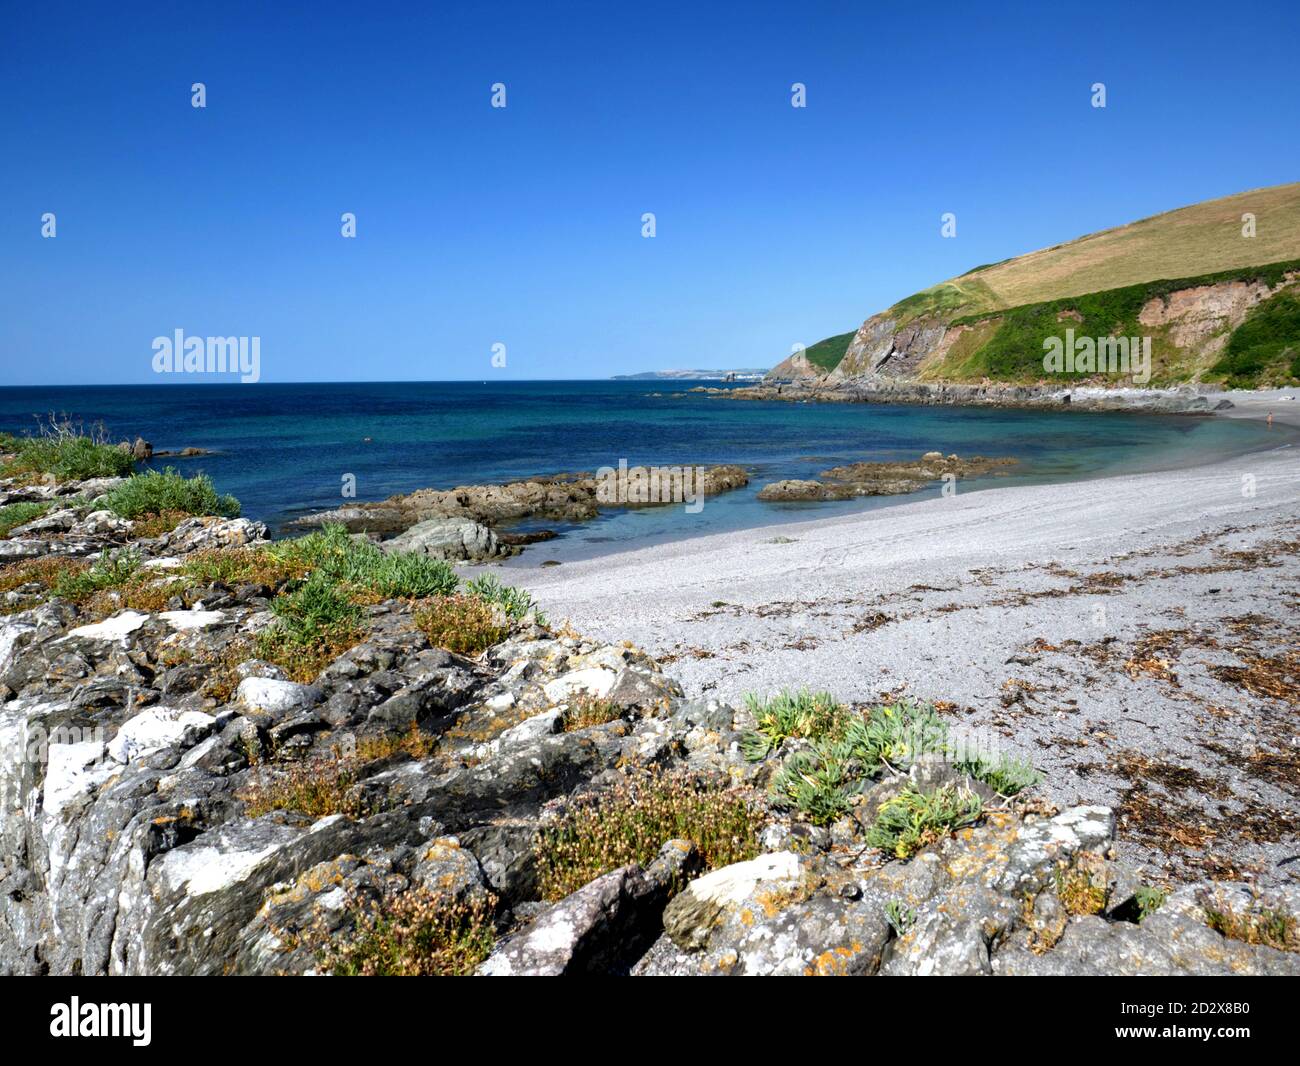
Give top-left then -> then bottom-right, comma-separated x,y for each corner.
786,183 -> 1300,386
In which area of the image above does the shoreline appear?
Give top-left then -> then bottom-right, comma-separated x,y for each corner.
486,388 -> 1300,564
698,378 -> 1300,421
503,425 -> 1300,888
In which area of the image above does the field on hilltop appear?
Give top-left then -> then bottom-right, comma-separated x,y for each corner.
893,183 -> 1300,327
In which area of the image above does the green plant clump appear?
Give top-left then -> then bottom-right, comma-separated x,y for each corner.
1134,885 -> 1168,922
864,787 -> 983,859
51,548 -> 141,601
740,689 -> 846,759
0,501 -> 51,538
267,523 -> 457,600
0,417 -> 135,481
465,572 -> 544,624
750,693 -> 1039,831
884,899 -> 917,937
102,467 -> 240,519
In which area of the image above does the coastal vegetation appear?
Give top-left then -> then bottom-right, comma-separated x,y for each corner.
939,258 -> 1300,385
745,690 -> 1040,836
534,771 -> 762,900
102,466 -> 241,520
864,786 -> 984,859
0,500 -> 50,537
0,418 -> 135,482
802,331 -> 856,372
1211,286 -> 1300,385
412,594 -> 509,656
1203,896 -> 1299,953
250,523 -> 541,677
792,258 -> 1300,387
309,889 -> 497,976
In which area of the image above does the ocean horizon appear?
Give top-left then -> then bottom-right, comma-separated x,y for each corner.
0,379 -> 1284,561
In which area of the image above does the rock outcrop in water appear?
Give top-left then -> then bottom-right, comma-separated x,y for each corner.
290,465 -> 751,560
697,380 -> 1236,414
757,452 -> 1017,502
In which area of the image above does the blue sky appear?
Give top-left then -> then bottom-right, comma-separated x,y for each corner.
2,0 -> 1297,384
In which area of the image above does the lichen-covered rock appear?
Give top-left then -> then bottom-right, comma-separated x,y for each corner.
157,516 -> 268,553
662,851 -> 802,950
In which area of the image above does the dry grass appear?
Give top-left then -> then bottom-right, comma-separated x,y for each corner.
534,771 -> 761,900
256,621 -> 365,683
560,695 -> 622,732
903,183 -> 1300,321
82,575 -> 187,621
354,722 -> 436,762
310,889 -> 496,976
240,751 -> 366,819
182,546 -> 308,589
1055,854 -> 1109,916
0,556 -> 85,598
128,509 -> 191,540
240,725 -> 436,818
413,594 -> 508,656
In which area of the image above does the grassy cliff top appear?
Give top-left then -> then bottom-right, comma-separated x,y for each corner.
890,182 -> 1300,328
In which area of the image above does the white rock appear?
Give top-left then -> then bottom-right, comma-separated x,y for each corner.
160,843 -> 282,897
496,709 -> 563,752
542,667 -> 617,703
63,611 -> 148,642
107,707 -> 214,764
76,510 -> 132,536
159,609 -> 227,631
235,676 -> 320,714
679,851 -> 802,908
0,618 -> 37,675
43,739 -> 114,819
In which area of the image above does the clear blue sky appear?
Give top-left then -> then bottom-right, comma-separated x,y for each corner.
2,0 -> 1297,384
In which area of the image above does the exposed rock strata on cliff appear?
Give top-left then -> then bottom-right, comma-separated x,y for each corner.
764,269 -> 1300,396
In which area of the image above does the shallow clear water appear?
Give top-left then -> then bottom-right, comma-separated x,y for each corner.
0,380 -> 1287,561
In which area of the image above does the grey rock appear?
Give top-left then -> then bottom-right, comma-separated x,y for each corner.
234,677 -> 321,718
382,519 -> 510,562
478,840 -> 697,975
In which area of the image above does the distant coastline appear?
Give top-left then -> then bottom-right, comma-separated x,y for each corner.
611,368 -> 767,381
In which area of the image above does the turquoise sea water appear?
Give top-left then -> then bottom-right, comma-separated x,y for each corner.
0,381 -> 1289,561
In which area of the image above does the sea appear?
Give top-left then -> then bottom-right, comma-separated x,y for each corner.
0,381 -> 1288,564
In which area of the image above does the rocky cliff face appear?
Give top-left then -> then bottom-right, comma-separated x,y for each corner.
769,271 -> 1300,390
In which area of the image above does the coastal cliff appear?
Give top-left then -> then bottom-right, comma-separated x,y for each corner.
768,183 -> 1300,395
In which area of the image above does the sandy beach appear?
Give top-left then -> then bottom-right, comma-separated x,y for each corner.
508,391 -> 1300,887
